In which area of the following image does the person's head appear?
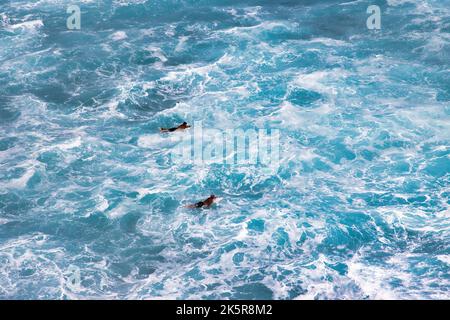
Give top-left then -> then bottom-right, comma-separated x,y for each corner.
182,122 -> 187,125
210,194 -> 217,200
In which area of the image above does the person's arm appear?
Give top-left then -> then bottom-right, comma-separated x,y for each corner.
185,201 -> 204,209
160,127 -> 177,132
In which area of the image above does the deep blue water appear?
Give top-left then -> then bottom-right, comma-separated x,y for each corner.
0,0 -> 449,299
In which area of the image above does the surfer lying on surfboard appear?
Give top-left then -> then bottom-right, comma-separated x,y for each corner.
160,121 -> 191,133
185,195 -> 218,209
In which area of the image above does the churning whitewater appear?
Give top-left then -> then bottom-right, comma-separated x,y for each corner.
0,0 -> 449,299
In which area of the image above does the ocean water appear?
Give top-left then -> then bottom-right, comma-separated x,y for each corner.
0,0 -> 449,300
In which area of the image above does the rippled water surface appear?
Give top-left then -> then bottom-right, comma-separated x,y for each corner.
0,0 -> 449,299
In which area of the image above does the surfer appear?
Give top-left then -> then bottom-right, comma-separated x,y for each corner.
160,121 -> 191,133
185,195 -> 218,209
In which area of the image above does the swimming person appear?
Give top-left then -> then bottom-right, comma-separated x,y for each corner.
185,195 -> 218,209
160,121 -> 191,133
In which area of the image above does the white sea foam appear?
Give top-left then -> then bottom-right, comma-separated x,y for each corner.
137,133 -> 182,149
308,37 -> 348,46
56,137 -> 82,151
7,19 -> 43,31
347,260 -> 403,299
96,195 -> 109,212
437,255 -> 450,265
294,70 -> 347,96
111,31 -> 127,41
5,168 -> 35,189
106,204 -> 127,219
175,36 -> 189,53
387,0 -> 415,6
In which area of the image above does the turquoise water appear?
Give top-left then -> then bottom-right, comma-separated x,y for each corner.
0,0 -> 449,299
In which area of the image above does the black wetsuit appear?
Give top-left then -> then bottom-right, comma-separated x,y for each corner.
195,201 -> 204,208
162,123 -> 188,132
